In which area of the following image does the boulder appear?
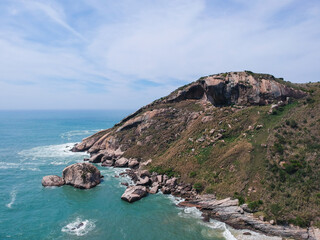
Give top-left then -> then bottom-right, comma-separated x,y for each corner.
42,175 -> 65,187
89,153 -> 104,163
101,160 -> 114,167
162,175 -> 169,185
161,186 -> 171,194
149,183 -> 159,194
138,170 -> 150,178
128,159 -> 139,168
62,163 -> 101,189
166,177 -> 177,187
121,186 -> 147,203
136,176 -> 150,186
114,157 -> 129,167
156,175 -> 163,183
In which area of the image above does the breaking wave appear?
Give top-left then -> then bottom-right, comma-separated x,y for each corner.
19,143 -> 88,159
6,189 -> 17,208
61,218 -> 95,236
60,129 -> 102,140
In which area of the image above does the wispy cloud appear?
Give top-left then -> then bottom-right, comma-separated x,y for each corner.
0,0 -> 319,109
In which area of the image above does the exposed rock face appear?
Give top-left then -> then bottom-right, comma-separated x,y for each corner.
166,72 -> 306,106
62,163 -> 101,189
42,175 -> 65,187
121,186 -> 147,203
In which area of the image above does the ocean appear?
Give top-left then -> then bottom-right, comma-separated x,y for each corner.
0,110 -> 278,240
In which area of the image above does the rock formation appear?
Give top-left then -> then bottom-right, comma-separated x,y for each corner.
42,163 -> 102,189
41,175 -> 65,187
63,163 -> 101,189
121,186 -> 147,203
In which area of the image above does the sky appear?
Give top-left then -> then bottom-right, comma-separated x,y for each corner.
0,0 -> 319,110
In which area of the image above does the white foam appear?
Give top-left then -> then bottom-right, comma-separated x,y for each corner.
19,143 -> 88,159
205,219 -> 281,240
60,129 -> 102,140
0,162 -> 19,169
166,195 -> 184,205
6,190 -> 17,208
20,167 -> 40,171
61,218 -> 95,236
100,167 -> 134,186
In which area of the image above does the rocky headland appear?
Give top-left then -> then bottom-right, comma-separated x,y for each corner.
70,71 -> 320,239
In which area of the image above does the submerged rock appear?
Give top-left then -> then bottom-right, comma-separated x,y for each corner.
62,163 -> 101,189
121,186 -> 147,203
42,175 -> 65,187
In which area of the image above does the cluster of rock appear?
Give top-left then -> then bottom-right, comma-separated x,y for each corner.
119,168 -> 197,203
86,150 -> 197,203
42,162 -> 102,189
89,150 -> 319,239
179,195 -> 318,240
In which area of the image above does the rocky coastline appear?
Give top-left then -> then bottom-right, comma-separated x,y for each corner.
77,150 -> 319,240
64,72 -> 320,239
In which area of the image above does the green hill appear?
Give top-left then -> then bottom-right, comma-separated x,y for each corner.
73,71 -> 320,228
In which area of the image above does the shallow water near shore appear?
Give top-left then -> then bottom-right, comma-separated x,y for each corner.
0,110 -> 280,240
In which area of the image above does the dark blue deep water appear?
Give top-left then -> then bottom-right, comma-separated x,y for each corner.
0,110 -> 272,240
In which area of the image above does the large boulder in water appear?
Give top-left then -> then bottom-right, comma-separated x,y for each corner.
62,163 -> 101,189
42,175 -> 65,187
121,186 -> 147,203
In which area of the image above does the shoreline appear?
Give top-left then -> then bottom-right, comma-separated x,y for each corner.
80,150 -> 319,240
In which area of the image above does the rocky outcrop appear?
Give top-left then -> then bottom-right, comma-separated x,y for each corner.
121,186 -> 147,203
62,163 -> 101,189
42,175 -> 65,187
179,195 -> 310,240
166,72 -> 306,106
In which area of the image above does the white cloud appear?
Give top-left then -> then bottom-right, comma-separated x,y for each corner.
0,0 -> 319,109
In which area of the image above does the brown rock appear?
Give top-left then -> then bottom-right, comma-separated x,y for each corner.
128,159 -> 139,168
114,157 -> 129,167
62,163 -> 101,189
42,175 -> 65,187
121,186 -> 147,203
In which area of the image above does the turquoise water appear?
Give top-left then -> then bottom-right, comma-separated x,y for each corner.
0,110 -> 267,240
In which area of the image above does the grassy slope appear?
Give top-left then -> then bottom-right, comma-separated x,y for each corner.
114,80 -> 320,227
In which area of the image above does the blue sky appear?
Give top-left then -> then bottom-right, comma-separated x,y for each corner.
0,0 -> 319,110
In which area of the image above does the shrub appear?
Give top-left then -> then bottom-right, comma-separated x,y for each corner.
270,204 -> 281,218
193,182 -> 204,192
286,119 -> 298,128
189,171 -> 197,178
306,97 -> 315,104
289,217 -> 309,228
149,166 -> 176,177
274,143 -> 284,154
234,192 -> 245,205
248,200 -> 263,211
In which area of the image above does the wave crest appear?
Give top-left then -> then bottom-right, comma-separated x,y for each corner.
61,218 -> 95,236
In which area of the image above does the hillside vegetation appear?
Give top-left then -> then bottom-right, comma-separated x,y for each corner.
74,71 -> 320,228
